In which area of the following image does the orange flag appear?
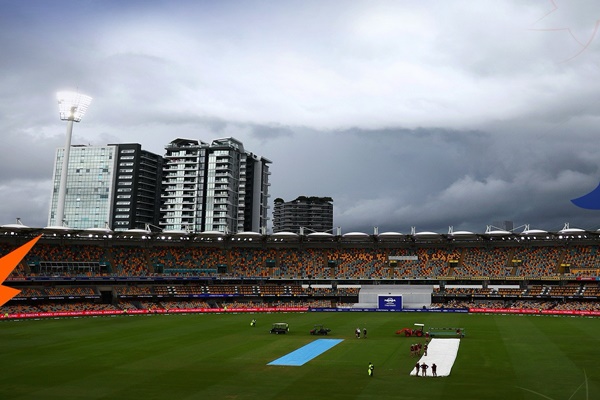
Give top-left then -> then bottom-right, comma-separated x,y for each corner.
0,235 -> 41,307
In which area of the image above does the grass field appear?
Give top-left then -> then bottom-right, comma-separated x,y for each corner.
1,312 -> 599,400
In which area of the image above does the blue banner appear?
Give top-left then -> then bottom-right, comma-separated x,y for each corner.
378,295 -> 403,310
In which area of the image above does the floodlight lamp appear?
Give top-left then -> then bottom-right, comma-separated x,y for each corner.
57,91 -> 92,122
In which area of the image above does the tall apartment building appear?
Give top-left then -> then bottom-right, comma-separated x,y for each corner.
242,152 -> 271,232
160,137 -> 271,234
48,144 -> 163,231
272,196 -> 333,234
110,143 -> 164,231
160,138 -> 207,233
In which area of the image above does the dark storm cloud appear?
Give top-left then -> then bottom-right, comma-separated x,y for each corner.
250,125 -> 295,142
275,125 -> 600,233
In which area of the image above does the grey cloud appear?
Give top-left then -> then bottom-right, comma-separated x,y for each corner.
0,132 -> 63,182
0,179 -> 52,228
2,0 -> 600,234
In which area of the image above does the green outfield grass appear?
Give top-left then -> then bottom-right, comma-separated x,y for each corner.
1,312 -> 599,400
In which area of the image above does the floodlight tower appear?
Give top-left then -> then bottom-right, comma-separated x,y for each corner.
55,91 -> 92,227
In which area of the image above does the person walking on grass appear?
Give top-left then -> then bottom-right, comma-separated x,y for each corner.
368,362 -> 374,377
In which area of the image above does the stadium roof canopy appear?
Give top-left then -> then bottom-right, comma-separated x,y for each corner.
518,229 -> 555,241
306,232 -> 335,242
198,230 -> 225,236
555,223 -> 590,239
558,227 -> 586,234
341,232 -> 370,241
156,229 -> 189,240
193,230 -> 226,241
0,221 -> 38,236
558,227 -> 589,239
448,230 -> 476,236
485,230 -> 512,236
378,231 -> 403,237
80,227 -> 113,238
42,225 -> 76,237
376,232 -> 405,242
161,229 -> 188,235
113,228 -> 152,239
520,228 -> 549,236
446,230 -> 481,242
232,231 -> 262,241
511,225 -> 553,240
271,231 -> 298,237
268,232 -> 300,242
1,223 -> 31,230
43,225 -> 73,231
413,231 -> 442,238
84,227 -> 113,233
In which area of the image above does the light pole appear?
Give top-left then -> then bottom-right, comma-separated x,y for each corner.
55,91 -> 92,227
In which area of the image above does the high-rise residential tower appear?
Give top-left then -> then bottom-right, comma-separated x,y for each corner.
160,138 -> 208,233
110,143 -> 164,231
160,137 -> 271,234
242,151 -> 271,233
272,196 -> 333,234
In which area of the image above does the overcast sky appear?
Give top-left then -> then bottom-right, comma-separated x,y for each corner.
2,0 -> 600,234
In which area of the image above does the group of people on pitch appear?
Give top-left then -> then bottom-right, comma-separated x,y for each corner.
366,361 -> 437,377
410,342 -> 427,357
415,361 -> 437,377
355,327 -> 367,338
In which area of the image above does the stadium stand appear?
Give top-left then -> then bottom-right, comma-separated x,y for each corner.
1,231 -> 600,318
